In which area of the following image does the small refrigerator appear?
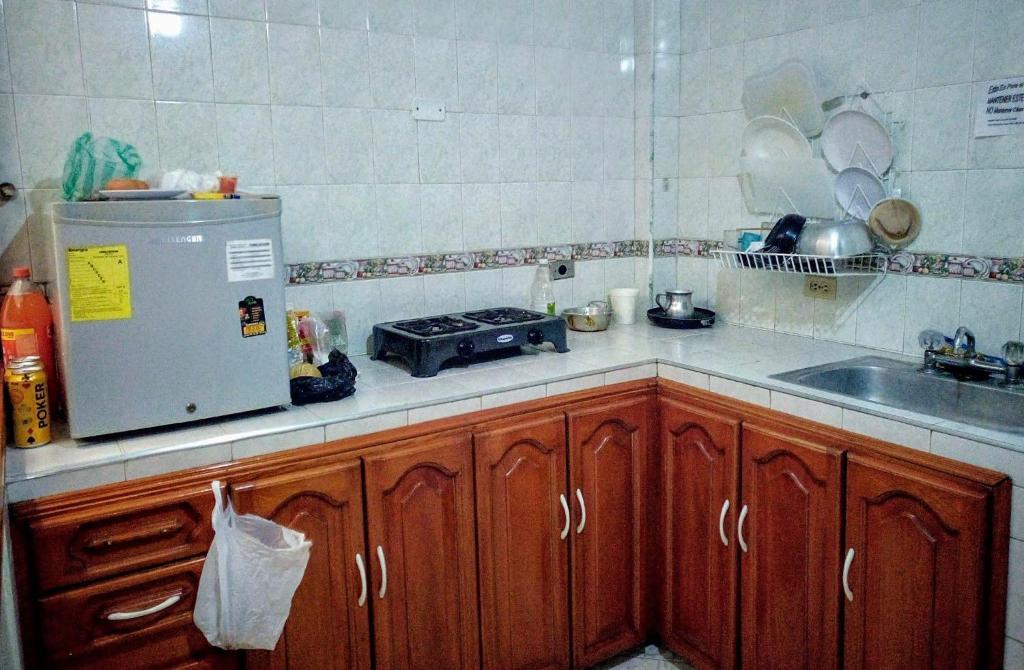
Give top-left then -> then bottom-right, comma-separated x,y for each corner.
50,198 -> 290,438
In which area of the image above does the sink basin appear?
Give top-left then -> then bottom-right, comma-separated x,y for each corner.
770,356 -> 1024,434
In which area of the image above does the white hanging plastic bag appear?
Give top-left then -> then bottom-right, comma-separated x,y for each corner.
193,480 -> 312,650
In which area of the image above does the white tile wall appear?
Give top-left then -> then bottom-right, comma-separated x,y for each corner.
651,0 -> 1024,358
0,0 -> 639,284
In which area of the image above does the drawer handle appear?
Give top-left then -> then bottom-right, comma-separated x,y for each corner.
106,594 -> 181,621
84,520 -> 185,551
842,548 -> 855,602
575,489 -> 586,535
718,499 -> 730,547
737,504 -> 749,553
355,553 -> 367,607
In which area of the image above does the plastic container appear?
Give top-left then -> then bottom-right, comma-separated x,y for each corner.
530,259 -> 555,315
609,288 -> 640,325
1,267 -> 58,406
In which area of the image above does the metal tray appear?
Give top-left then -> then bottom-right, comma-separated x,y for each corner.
647,307 -> 716,329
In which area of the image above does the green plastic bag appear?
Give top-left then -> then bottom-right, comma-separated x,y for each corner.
61,132 -> 142,201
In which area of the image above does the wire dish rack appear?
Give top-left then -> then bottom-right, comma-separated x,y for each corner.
711,249 -> 888,276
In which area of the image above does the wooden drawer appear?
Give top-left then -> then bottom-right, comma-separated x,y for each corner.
37,556 -> 210,663
25,483 -> 217,592
47,630 -> 236,670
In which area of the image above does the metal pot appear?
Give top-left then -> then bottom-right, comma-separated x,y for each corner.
655,289 -> 695,319
795,219 -> 874,257
562,301 -> 613,332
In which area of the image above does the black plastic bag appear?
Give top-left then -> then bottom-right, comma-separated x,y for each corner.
289,349 -> 358,405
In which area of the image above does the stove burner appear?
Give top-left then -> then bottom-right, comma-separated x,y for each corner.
462,308 -> 546,326
393,315 -> 479,337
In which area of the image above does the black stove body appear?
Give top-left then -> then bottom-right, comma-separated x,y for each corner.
372,307 -> 569,377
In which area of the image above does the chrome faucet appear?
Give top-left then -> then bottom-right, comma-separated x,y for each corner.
921,327 -> 1023,385
952,327 -> 976,357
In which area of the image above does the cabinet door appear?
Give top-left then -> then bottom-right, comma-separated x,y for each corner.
364,432 -> 480,670
567,395 -> 651,668
843,454 -> 989,670
658,398 -> 740,670
738,424 -> 842,670
231,460 -> 370,670
474,412 -> 570,670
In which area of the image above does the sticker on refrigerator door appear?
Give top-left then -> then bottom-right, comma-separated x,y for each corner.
238,296 -> 267,337
226,239 -> 275,282
66,245 -> 132,322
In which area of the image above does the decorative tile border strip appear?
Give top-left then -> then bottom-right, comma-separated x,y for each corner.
652,239 -> 724,257
288,240 -> 649,284
287,239 -> 1024,285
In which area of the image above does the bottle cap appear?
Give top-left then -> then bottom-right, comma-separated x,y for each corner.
538,258 -> 549,265
11,266 -> 30,278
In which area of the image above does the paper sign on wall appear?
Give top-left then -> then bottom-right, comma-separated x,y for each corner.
974,76 -> 1024,137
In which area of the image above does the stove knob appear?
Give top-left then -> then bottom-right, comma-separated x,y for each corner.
457,340 -> 475,358
527,329 -> 544,346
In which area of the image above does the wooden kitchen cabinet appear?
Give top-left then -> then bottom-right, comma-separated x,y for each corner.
843,453 -> 991,670
738,422 -> 842,670
8,379 -> 1010,670
363,431 -> 480,670
474,411 -> 571,670
230,459 -> 371,670
658,396 -> 741,670
567,394 -> 653,668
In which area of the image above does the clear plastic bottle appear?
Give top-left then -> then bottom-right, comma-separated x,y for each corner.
530,259 -> 556,315
1,266 -> 58,407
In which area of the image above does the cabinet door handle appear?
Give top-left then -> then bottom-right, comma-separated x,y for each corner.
559,493 -> 570,540
106,594 -> 181,621
575,488 -> 586,535
718,499 -> 730,547
355,553 -> 367,607
737,504 -> 749,553
376,545 -> 387,600
842,548 -> 855,602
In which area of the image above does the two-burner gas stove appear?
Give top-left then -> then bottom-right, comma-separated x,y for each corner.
371,307 -> 569,377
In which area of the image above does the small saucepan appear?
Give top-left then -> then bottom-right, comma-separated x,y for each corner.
562,301 -> 613,332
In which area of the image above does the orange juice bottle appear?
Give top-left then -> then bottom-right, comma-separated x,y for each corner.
1,267 -> 58,409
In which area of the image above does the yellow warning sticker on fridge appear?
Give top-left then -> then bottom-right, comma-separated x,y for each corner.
67,245 -> 132,322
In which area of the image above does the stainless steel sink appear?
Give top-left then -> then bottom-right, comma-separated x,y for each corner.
770,356 -> 1024,434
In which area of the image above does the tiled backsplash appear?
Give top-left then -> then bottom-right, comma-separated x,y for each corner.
650,0 -> 1024,357
287,255 -> 642,354
0,0 -> 642,291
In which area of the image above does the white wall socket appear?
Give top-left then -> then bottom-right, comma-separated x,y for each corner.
804,275 -> 837,300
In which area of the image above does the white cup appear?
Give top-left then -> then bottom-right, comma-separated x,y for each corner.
609,288 -> 640,325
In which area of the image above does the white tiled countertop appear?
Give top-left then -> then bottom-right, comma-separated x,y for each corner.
5,322 -> 1023,503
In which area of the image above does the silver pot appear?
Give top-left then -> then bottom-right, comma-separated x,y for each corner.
562,301 -> 613,332
795,219 -> 874,256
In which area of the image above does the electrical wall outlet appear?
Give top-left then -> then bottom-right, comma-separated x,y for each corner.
804,275 -> 837,300
550,260 -> 574,280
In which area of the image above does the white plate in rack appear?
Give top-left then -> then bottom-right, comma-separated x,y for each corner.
821,109 -> 893,175
835,167 -> 886,221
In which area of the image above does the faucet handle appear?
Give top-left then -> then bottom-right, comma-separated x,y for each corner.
918,329 -> 947,351
1003,341 -> 1024,366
